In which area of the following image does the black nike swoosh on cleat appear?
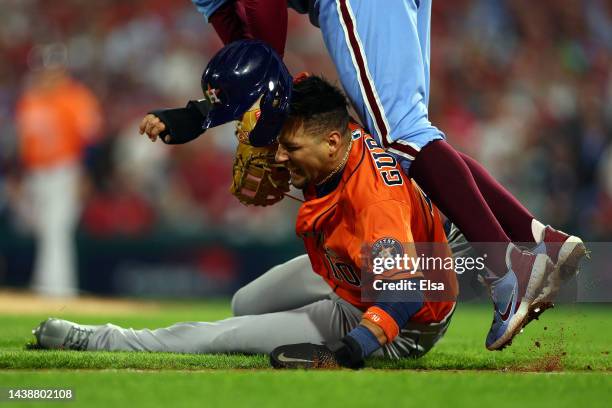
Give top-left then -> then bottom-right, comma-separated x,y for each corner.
499,289 -> 516,322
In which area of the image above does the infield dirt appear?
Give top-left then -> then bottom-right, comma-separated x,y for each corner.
0,290 -> 159,315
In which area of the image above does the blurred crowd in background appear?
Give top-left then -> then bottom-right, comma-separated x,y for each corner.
0,0 -> 610,295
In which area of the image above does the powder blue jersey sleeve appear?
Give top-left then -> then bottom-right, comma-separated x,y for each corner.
191,0 -> 229,21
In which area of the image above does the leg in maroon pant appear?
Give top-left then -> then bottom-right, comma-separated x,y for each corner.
242,0 -> 287,57
458,152 -> 536,244
210,0 -> 288,58
409,140 -> 510,275
209,2 -> 248,46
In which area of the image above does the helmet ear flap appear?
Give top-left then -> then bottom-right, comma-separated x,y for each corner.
260,88 -> 277,114
246,72 -> 293,146
248,89 -> 287,146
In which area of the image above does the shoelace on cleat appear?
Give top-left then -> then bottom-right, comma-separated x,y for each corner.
62,326 -> 94,350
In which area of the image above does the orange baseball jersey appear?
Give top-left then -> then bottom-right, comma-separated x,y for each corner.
296,123 -> 458,327
16,76 -> 102,170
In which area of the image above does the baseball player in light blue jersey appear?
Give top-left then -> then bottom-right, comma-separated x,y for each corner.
192,0 -> 440,159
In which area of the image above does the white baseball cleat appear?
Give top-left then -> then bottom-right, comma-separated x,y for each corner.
32,318 -> 98,351
526,226 -> 589,325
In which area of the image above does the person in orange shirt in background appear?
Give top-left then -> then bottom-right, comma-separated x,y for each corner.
14,44 -> 102,297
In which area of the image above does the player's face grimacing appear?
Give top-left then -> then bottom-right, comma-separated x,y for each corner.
276,122 -> 340,189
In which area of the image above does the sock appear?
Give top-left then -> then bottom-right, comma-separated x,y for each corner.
459,152 -> 537,244
409,140 -> 509,275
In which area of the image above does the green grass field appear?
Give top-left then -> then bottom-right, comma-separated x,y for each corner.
0,301 -> 610,407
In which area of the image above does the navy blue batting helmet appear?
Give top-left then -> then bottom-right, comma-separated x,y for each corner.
201,40 -> 292,146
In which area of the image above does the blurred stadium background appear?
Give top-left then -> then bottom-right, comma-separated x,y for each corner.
0,0 -> 610,299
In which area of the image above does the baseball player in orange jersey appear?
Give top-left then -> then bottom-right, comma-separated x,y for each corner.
270,75 -> 458,368
32,76 -> 457,368
294,120 -> 458,316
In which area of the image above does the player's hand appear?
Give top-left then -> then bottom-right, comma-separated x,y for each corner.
270,341 -> 364,369
139,114 -> 172,143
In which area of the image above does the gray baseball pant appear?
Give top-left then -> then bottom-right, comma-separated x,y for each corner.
88,255 -> 453,358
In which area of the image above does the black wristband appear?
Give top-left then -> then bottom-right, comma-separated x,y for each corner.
149,99 -> 212,145
326,338 -> 365,369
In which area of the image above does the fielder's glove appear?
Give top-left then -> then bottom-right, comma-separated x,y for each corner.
230,98 -> 290,206
230,141 -> 290,206
229,74 -> 316,205
270,338 -> 365,369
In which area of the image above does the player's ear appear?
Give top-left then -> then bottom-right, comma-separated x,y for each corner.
326,130 -> 343,154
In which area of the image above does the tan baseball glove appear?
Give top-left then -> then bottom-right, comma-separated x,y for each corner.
231,142 -> 290,206
230,102 -> 290,206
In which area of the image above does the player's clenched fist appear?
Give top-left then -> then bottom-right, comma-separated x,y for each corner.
139,114 -> 171,143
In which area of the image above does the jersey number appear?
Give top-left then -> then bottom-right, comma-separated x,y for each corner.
324,253 -> 360,286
